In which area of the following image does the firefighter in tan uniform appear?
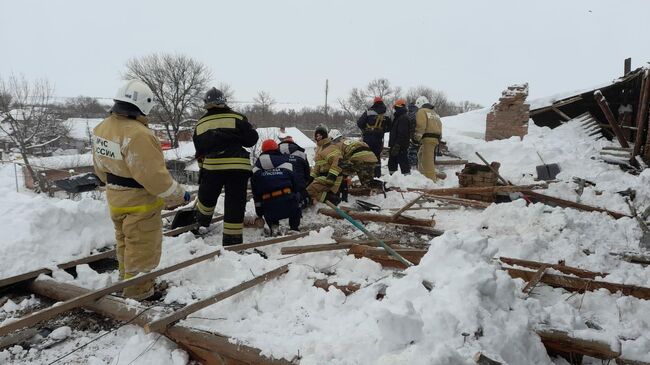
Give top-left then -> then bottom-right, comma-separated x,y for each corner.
329,129 -> 381,189
93,80 -> 188,300
413,96 -> 443,181
306,124 -> 342,205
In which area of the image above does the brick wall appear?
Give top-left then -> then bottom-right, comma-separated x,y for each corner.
485,83 -> 530,141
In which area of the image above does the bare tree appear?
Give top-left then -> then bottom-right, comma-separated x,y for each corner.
0,74 -> 69,192
217,82 -> 236,102
456,100 -> 484,113
339,78 -> 401,119
252,91 -> 276,122
63,96 -> 107,118
406,86 -> 458,117
123,53 -> 212,147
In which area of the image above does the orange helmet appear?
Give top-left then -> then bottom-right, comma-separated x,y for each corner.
393,98 -> 406,108
261,139 -> 278,153
373,96 -> 383,103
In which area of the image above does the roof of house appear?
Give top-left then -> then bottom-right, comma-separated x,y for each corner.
64,118 -> 104,141
256,127 -> 316,149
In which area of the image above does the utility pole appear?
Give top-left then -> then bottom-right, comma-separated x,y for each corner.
324,79 -> 329,116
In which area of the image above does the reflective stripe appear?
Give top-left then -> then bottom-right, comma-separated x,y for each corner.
203,157 -> 251,164
278,162 -> 293,171
279,144 -> 290,154
258,154 -> 274,170
292,150 -> 307,160
318,191 -> 327,202
195,113 -> 242,135
202,157 -> 251,171
326,151 -> 341,159
328,168 -> 340,176
315,160 -> 327,166
262,187 -> 292,200
351,150 -> 376,160
202,163 -> 252,171
157,181 -> 178,199
109,198 -> 164,215
197,200 -> 214,216
223,222 -> 243,235
367,110 -> 378,116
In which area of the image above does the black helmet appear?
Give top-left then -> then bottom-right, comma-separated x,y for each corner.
204,87 -> 226,107
314,123 -> 329,141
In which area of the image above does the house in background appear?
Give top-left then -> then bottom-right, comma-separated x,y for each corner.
21,154 -> 94,191
63,117 -> 104,153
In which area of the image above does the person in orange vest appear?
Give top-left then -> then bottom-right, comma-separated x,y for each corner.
93,79 -> 189,300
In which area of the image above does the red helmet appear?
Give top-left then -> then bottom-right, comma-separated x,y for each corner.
373,96 -> 383,103
261,139 -> 279,153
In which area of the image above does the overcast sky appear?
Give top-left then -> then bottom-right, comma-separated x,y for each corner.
1,0 -> 649,109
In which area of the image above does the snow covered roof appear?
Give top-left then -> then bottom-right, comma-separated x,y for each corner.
256,127 -> 316,149
163,142 -> 196,161
65,118 -> 104,141
27,154 -> 93,170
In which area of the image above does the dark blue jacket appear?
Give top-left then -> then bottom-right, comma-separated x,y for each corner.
357,102 -> 392,141
251,151 -> 299,217
278,141 -> 310,191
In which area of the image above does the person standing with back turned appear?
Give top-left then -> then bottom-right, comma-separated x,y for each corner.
357,96 -> 391,177
413,96 -> 442,181
93,79 -> 190,300
192,87 -> 259,245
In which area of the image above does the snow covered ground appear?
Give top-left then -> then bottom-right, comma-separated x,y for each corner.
1,110 -> 650,364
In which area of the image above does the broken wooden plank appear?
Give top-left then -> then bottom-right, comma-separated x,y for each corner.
27,280 -> 293,365
280,240 -> 400,255
313,279 -> 361,296
474,352 -> 502,365
594,90 -> 630,148
536,329 -> 620,360
318,208 -> 435,227
163,215 -> 224,237
552,106 -> 571,121
521,266 -> 547,294
0,250 -> 221,336
408,184 -> 547,197
634,70 -> 650,160
617,358 -> 650,365
504,267 -> 650,300
400,226 -> 445,236
0,249 -> 116,290
435,159 -> 469,165
392,193 -> 425,220
145,265 -> 289,333
522,190 -> 629,219
499,257 -> 608,279
225,231 -> 310,251
348,245 -> 426,269
0,328 -> 38,350
420,194 -> 491,209
609,251 -> 650,265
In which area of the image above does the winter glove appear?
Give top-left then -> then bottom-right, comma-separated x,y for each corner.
161,182 -> 187,209
183,191 -> 191,203
390,144 -> 400,157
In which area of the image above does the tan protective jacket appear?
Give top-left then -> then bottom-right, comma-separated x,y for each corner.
414,106 -> 443,144
332,138 -> 378,164
93,113 -> 184,214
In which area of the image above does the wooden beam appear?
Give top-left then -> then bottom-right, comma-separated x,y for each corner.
392,193 -> 424,220
603,146 -> 634,152
617,358 -> 650,365
552,106 -> 571,121
0,328 -> 38,350
399,226 -> 445,236
164,216 -> 224,237
145,265 -> 289,333
420,194 -> 491,209
348,245 -> 426,269
436,159 -> 469,166
407,184 -> 547,197
0,250 -> 220,336
225,231 -> 310,251
609,251 -> 650,265
594,90 -> 630,148
475,152 -> 511,185
27,280 -> 293,365
522,190 -> 629,219
504,267 -> 650,300
318,208 -> 435,227
474,352 -> 502,365
636,71 -> 650,160
0,249 -> 116,290
499,257 -> 608,279
537,329 -> 620,360
624,58 -> 632,75
521,266 -> 547,294
280,240 -> 400,255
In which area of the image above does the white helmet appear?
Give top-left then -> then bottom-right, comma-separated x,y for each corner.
114,80 -> 155,115
329,129 -> 343,141
415,96 -> 429,109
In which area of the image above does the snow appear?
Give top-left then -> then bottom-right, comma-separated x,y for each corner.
64,118 -> 103,141
26,154 -> 93,169
2,107 -> 650,364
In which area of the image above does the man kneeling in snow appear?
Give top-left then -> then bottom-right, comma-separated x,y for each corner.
251,139 -> 302,236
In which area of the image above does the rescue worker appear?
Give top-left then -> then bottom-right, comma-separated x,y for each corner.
406,101 -> 419,167
387,99 -> 411,175
329,129 -> 381,190
413,96 -> 443,181
251,139 -> 301,236
278,134 -> 311,208
193,87 -> 259,245
306,124 -> 342,205
93,79 -> 189,300
357,96 -> 391,177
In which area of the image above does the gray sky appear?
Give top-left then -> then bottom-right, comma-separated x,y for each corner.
1,0 -> 649,109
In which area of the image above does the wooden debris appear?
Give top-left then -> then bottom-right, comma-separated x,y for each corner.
28,280 -> 293,365
400,226 -> 444,236
392,193 -> 425,220
436,159 -> 469,165
504,267 -> 650,300
348,245 -> 426,269
0,249 -> 116,290
537,328 -> 620,360
594,90 -> 630,148
318,208 -> 435,227
145,265 -> 289,333
499,257 -> 608,279
521,266 -> 547,294
408,184 -> 547,197
280,239 -> 400,255
475,152 -> 511,185
0,250 -> 220,336
420,194 -> 491,209
617,358 -> 650,365
225,231 -> 310,251
522,190 -> 629,219
0,328 -> 38,350
610,251 -> 650,265
313,279 -> 361,295
474,352 -> 502,365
